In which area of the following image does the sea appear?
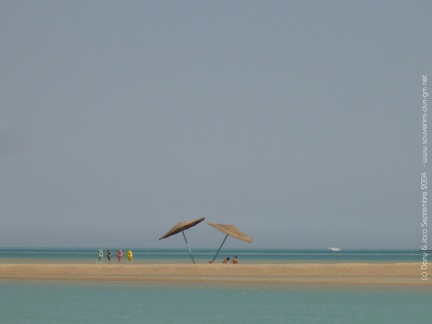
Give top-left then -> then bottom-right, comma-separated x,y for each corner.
0,247 -> 425,264
1,248 -> 431,323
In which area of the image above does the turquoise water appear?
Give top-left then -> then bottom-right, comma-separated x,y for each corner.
1,249 -> 430,323
0,281 -> 430,323
0,248 -> 422,263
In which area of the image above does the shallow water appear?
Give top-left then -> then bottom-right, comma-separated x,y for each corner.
1,248 -> 429,322
0,281 -> 430,323
0,248 -> 423,264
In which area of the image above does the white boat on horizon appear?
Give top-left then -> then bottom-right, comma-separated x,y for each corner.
329,247 -> 341,252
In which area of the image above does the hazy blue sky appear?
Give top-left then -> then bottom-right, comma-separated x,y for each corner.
1,1 -> 430,249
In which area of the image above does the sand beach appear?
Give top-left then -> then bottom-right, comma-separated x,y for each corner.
0,262 -> 429,286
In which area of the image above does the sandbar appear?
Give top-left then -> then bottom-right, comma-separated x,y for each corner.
0,263 -> 430,286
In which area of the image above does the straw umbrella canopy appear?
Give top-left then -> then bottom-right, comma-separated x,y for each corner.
207,222 -> 252,262
159,217 -> 205,263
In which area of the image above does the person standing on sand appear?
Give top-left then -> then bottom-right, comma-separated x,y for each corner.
127,250 -> 133,262
117,249 -> 123,262
106,250 -> 112,261
97,249 -> 103,263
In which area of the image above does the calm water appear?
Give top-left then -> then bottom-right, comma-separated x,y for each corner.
1,249 -> 430,323
0,281 -> 430,323
0,248 -> 423,263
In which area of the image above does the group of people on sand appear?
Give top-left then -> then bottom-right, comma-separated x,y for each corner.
98,249 -> 133,263
208,256 -> 240,264
222,256 -> 239,264
100,249 -> 239,264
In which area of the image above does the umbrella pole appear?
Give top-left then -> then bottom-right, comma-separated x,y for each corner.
212,234 -> 228,262
181,229 -> 195,264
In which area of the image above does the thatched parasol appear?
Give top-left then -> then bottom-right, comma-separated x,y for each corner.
159,217 -> 205,263
207,222 -> 253,262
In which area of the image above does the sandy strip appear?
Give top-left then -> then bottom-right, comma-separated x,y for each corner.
0,263 -> 430,286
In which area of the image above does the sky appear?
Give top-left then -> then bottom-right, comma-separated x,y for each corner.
1,1 -> 430,249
